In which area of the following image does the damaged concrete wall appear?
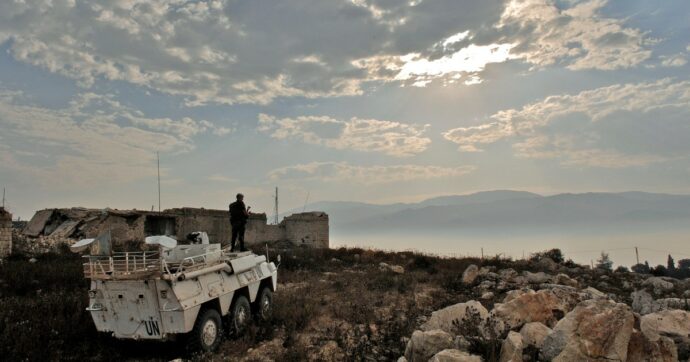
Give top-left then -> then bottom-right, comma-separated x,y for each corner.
0,208 -> 12,257
22,207 -> 329,250
283,212 -> 329,248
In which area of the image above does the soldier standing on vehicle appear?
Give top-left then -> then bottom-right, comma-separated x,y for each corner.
229,193 -> 250,252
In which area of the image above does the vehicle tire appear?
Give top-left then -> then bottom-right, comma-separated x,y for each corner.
254,287 -> 273,322
229,294 -> 251,336
186,308 -> 223,353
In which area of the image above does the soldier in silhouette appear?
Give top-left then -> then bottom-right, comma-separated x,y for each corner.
229,193 -> 250,252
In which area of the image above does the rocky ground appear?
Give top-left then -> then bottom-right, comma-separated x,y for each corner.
1,245 -> 689,361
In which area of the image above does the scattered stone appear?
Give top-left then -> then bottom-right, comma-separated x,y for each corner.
405,329 -> 455,362
499,268 -> 517,280
480,291 -> 494,300
379,262 -> 405,274
540,330 -> 567,361
478,266 -> 492,276
453,335 -> 471,351
523,271 -> 550,284
626,330 -> 678,362
429,349 -> 482,362
519,322 -> 552,349
537,257 -> 558,272
478,280 -> 495,290
582,286 -> 606,299
421,300 -> 489,334
632,289 -> 659,315
28,257 -> 37,263
485,272 -> 500,280
492,289 -> 573,329
544,299 -> 634,361
554,273 -> 578,287
642,277 -> 675,295
640,309 -> 690,342
462,265 -> 480,285
499,331 -> 523,362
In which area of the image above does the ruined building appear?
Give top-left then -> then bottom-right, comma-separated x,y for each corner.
0,207 -> 11,257
23,207 -> 329,249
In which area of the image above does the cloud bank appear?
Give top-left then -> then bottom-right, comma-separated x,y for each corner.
258,114 -> 430,157
0,0 -> 653,105
443,78 -> 690,168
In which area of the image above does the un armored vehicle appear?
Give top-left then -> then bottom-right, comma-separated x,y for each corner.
72,233 -> 278,352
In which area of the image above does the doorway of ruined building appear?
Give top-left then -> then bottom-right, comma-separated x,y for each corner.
145,215 -> 176,237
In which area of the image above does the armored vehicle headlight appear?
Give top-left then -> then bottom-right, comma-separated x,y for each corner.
88,290 -> 98,299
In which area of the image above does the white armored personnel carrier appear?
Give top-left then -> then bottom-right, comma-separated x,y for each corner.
72,232 -> 278,352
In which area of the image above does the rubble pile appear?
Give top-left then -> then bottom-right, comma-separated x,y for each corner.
399,258 -> 690,362
17,208 -> 149,253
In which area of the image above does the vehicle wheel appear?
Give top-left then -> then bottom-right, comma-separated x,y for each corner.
187,308 -> 222,353
229,294 -> 251,336
254,287 -> 273,322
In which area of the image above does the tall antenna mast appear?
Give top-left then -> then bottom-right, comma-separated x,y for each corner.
302,191 -> 310,212
273,187 -> 279,225
2,187 -> 5,208
157,152 -> 161,212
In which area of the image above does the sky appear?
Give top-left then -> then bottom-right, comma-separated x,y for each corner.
1,0 -> 690,220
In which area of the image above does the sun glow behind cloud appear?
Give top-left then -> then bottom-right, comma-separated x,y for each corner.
395,42 -> 516,86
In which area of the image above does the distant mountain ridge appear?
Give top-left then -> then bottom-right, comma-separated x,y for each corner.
293,190 -> 690,233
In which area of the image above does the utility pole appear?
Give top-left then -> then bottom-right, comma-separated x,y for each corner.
273,187 -> 279,225
157,152 -> 161,212
302,191 -> 310,212
635,246 -> 640,265
481,247 -> 484,260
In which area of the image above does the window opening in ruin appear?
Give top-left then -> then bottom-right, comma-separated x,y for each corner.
145,216 -> 176,236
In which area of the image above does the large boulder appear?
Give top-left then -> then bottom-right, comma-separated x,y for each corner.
491,289 -> 574,330
519,322 -> 552,349
542,299 -> 634,361
626,330 -> 678,362
422,300 -> 489,334
429,349 -> 482,362
462,265 -> 480,285
498,331 -> 523,362
405,330 -> 456,362
640,309 -> 690,342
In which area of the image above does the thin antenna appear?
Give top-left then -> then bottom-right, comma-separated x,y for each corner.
302,191 -> 310,212
635,246 -> 640,265
157,152 -> 161,212
2,187 -> 5,208
273,187 -> 279,225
